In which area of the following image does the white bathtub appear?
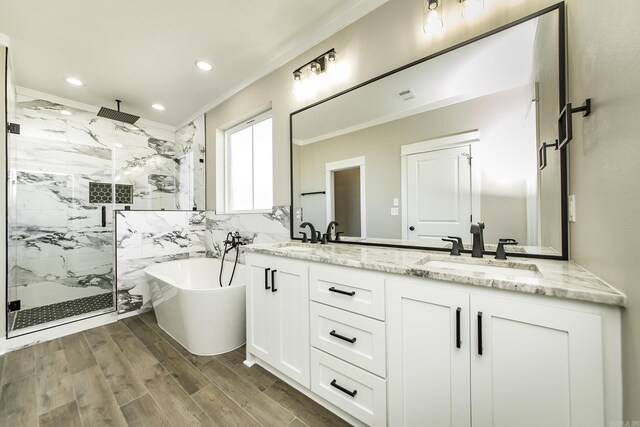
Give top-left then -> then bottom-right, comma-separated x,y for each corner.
144,258 -> 246,355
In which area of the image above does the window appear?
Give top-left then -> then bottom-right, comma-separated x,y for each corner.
224,111 -> 273,212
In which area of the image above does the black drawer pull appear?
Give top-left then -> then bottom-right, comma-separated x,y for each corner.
328,287 -> 355,296
271,269 -> 278,292
330,379 -> 357,397
101,206 -> 106,227
330,330 -> 357,344
477,311 -> 483,356
456,307 -> 461,349
264,268 -> 271,290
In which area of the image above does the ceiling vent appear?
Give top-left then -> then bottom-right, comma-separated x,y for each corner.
396,89 -> 417,102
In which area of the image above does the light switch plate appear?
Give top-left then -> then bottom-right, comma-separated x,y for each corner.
391,207 -> 399,216
568,194 -> 576,222
393,198 -> 399,206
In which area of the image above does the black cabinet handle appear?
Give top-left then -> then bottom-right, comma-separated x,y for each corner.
409,226 -> 415,231
456,307 -> 461,349
101,206 -> 106,227
271,269 -> 278,292
330,379 -> 357,397
477,312 -> 483,356
264,268 -> 271,290
330,330 -> 357,344
328,287 -> 355,297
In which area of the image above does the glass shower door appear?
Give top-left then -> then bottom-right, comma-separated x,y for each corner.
6,95 -> 117,336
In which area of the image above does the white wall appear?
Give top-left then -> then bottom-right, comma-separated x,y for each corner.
205,0 -> 640,420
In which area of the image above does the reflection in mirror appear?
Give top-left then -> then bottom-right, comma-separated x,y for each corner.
291,7 -> 564,258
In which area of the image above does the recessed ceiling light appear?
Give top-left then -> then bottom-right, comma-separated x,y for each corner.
152,104 -> 166,111
195,60 -> 213,71
60,110 -> 72,116
65,77 -> 83,86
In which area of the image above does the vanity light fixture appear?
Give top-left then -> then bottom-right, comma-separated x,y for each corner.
460,0 -> 484,19
423,0 -> 444,36
152,104 -> 166,111
195,60 -> 213,71
65,77 -> 84,86
292,48 -> 337,81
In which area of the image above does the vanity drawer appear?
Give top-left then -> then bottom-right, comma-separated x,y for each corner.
311,348 -> 387,427
310,264 -> 385,320
310,302 -> 386,377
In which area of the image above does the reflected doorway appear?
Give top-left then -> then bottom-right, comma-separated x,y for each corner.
326,156 -> 366,238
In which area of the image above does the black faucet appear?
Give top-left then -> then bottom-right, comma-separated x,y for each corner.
325,221 -> 339,242
470,222 -> 485,258
495,238 -> 518,260
223,231 -> 245,254
300,222 -> 318,243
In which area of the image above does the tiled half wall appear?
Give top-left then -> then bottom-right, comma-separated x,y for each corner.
115,207 -> 290,314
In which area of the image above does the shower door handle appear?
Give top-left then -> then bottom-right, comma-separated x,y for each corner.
101,206 -> 106,227
264,268 -> 271,290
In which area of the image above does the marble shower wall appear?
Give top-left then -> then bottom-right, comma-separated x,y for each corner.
175,115 -> 206,210
7,93 -> 184,312
115,207 -> 290,314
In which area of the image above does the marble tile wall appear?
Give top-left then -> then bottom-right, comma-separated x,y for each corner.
115,207 -> 290,314
175,115 -> 206,210
7,94 -> 193,315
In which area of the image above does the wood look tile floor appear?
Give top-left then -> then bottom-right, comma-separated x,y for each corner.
0,311 -> 351,427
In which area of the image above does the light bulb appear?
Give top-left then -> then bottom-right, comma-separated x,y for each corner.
424,9 -> 444,36
462,0 -> 484,19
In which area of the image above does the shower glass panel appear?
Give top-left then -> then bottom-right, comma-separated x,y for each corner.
6,95 -> 117,336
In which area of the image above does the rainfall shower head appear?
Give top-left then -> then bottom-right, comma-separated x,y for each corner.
97,100 -> 139,124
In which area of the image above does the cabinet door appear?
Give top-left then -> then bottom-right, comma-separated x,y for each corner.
272,258 -> 310,388
387,278 -> 471,427
246,257 -> 276,363
471,294 -> 604,427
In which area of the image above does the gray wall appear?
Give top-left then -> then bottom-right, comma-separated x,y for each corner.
532,10 -> 562,251
567,0 -> 640,420
205,0 -> 638,419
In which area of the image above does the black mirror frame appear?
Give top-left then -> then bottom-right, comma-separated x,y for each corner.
289,2 -> 568,261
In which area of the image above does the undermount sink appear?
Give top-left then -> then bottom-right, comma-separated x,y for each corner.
422,260 -> 541,279
276,245 -> 316,252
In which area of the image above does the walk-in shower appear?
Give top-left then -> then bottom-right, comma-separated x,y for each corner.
5,90 -> 200,336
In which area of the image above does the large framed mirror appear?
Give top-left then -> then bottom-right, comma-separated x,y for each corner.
290,3 -> 567,260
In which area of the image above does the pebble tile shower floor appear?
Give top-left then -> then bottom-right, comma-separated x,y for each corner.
9,293 -> 114,332
0,310 -> 351,426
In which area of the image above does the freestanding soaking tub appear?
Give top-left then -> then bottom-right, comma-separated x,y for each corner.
144,257 -> 246,355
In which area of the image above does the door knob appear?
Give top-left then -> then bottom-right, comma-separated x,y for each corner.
409,226 -> 415,231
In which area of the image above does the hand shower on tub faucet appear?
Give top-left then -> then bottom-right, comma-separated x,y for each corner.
219,231 -> 244,287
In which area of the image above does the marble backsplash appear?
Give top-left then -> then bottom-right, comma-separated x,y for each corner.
115,207 -> 290,314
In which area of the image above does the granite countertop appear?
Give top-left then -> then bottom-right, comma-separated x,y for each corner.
244,242 -> 626,307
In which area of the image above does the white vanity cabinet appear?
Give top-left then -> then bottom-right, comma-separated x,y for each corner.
387,275 -> 620,427
246,253 -> 310,387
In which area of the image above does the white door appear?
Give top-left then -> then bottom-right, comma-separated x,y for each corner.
471,294 -> 605,427
272,258 -> 310,388
406,146 -> 472,245
387,278 -> 471,427
246,256 -> 276,363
